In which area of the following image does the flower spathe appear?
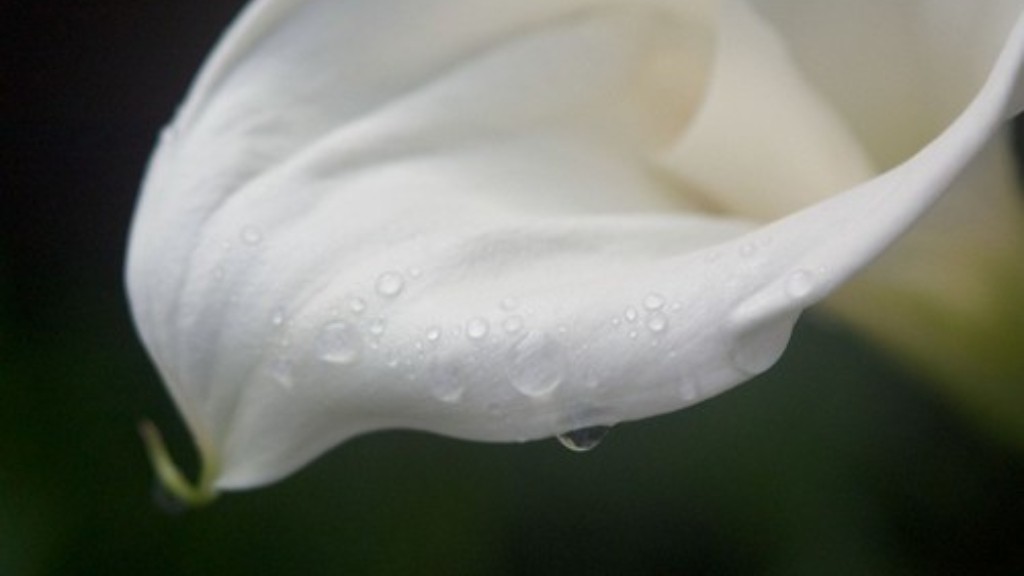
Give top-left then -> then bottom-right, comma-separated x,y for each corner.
126,0 -> 1024,499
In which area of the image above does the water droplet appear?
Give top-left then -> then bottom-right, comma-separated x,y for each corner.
270,307 -> 286,327
643,293 -> 666,310
466,317 -> 489,340
432,375 -> 465,403
669,302 -> 681,312
375,271 -> 405,298
349,297 -> 367,314
680,380 -> 699,402
425,326 -> 442,342
646,311 -> 669,333
429,361 -> 468,403
500,297 -> 520,311
502,315 -> 525,334
628,330 -> 639,339
611,317 -> 622,327
785,269 -> 816,299
316,322 -> 362,365
241,226 -> 263,245
507,332 -> 565,398
368,317 -> 387,337
624,307 -> 639,323
557,426 -> 611,452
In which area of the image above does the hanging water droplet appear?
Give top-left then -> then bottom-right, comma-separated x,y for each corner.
502,315 -> 525,334
466,317 -> 489,340
643,293 -> 666,310
785,269 -> 816,299
241,226 -> 263,246
557,426 -> 611,452
375,271 -> 405,298
624,307 -> 639,323
646,311 -> 669,333
425,326 -> 442,342
349,297 -> 367,314
500,297 -> 520,312
368,317 -> 387,337
316,322 -> 362,365
507,332 -> 565,398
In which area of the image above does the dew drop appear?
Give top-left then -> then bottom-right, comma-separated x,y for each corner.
786,269 -> 816,299
557,426 -> 611,452
316,322 -> 362,365
646,311 -> 669,333
375,271 -> 405,298
349,297 -> 367,314
425,326 -> 442,342
680,380 -> 699,403
502,315 -> 525,334
432,375 -> 465,403
241,226 -> 263,245
429,361 -> 468,403
624,307 -> 639,323
270,307 -> 286,327
507,332 -> 566,398
643,293 -> 666,310
466,317 -> 490,340
628,330 -> 639,339
368,317 -> 387,337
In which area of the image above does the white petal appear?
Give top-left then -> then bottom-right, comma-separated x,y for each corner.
663,0 -> 875,219
127,0 -> 1024,490
753,0 -> 1024,167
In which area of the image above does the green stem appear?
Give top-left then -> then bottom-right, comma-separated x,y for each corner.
139,420 -> 218,507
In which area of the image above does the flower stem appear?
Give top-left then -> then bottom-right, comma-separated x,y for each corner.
138,420 -> 218,508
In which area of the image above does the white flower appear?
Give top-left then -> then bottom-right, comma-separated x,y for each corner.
127,0 -> 1024,502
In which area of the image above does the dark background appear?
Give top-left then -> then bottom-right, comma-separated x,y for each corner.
4,2 -> 1024,575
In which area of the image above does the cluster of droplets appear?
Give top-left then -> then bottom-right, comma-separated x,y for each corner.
613,292 -> 677,342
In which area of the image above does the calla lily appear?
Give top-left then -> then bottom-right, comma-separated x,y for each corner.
127,0 -> 1024,502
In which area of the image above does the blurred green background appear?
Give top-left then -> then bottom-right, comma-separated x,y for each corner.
4,2 -> 1024,575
